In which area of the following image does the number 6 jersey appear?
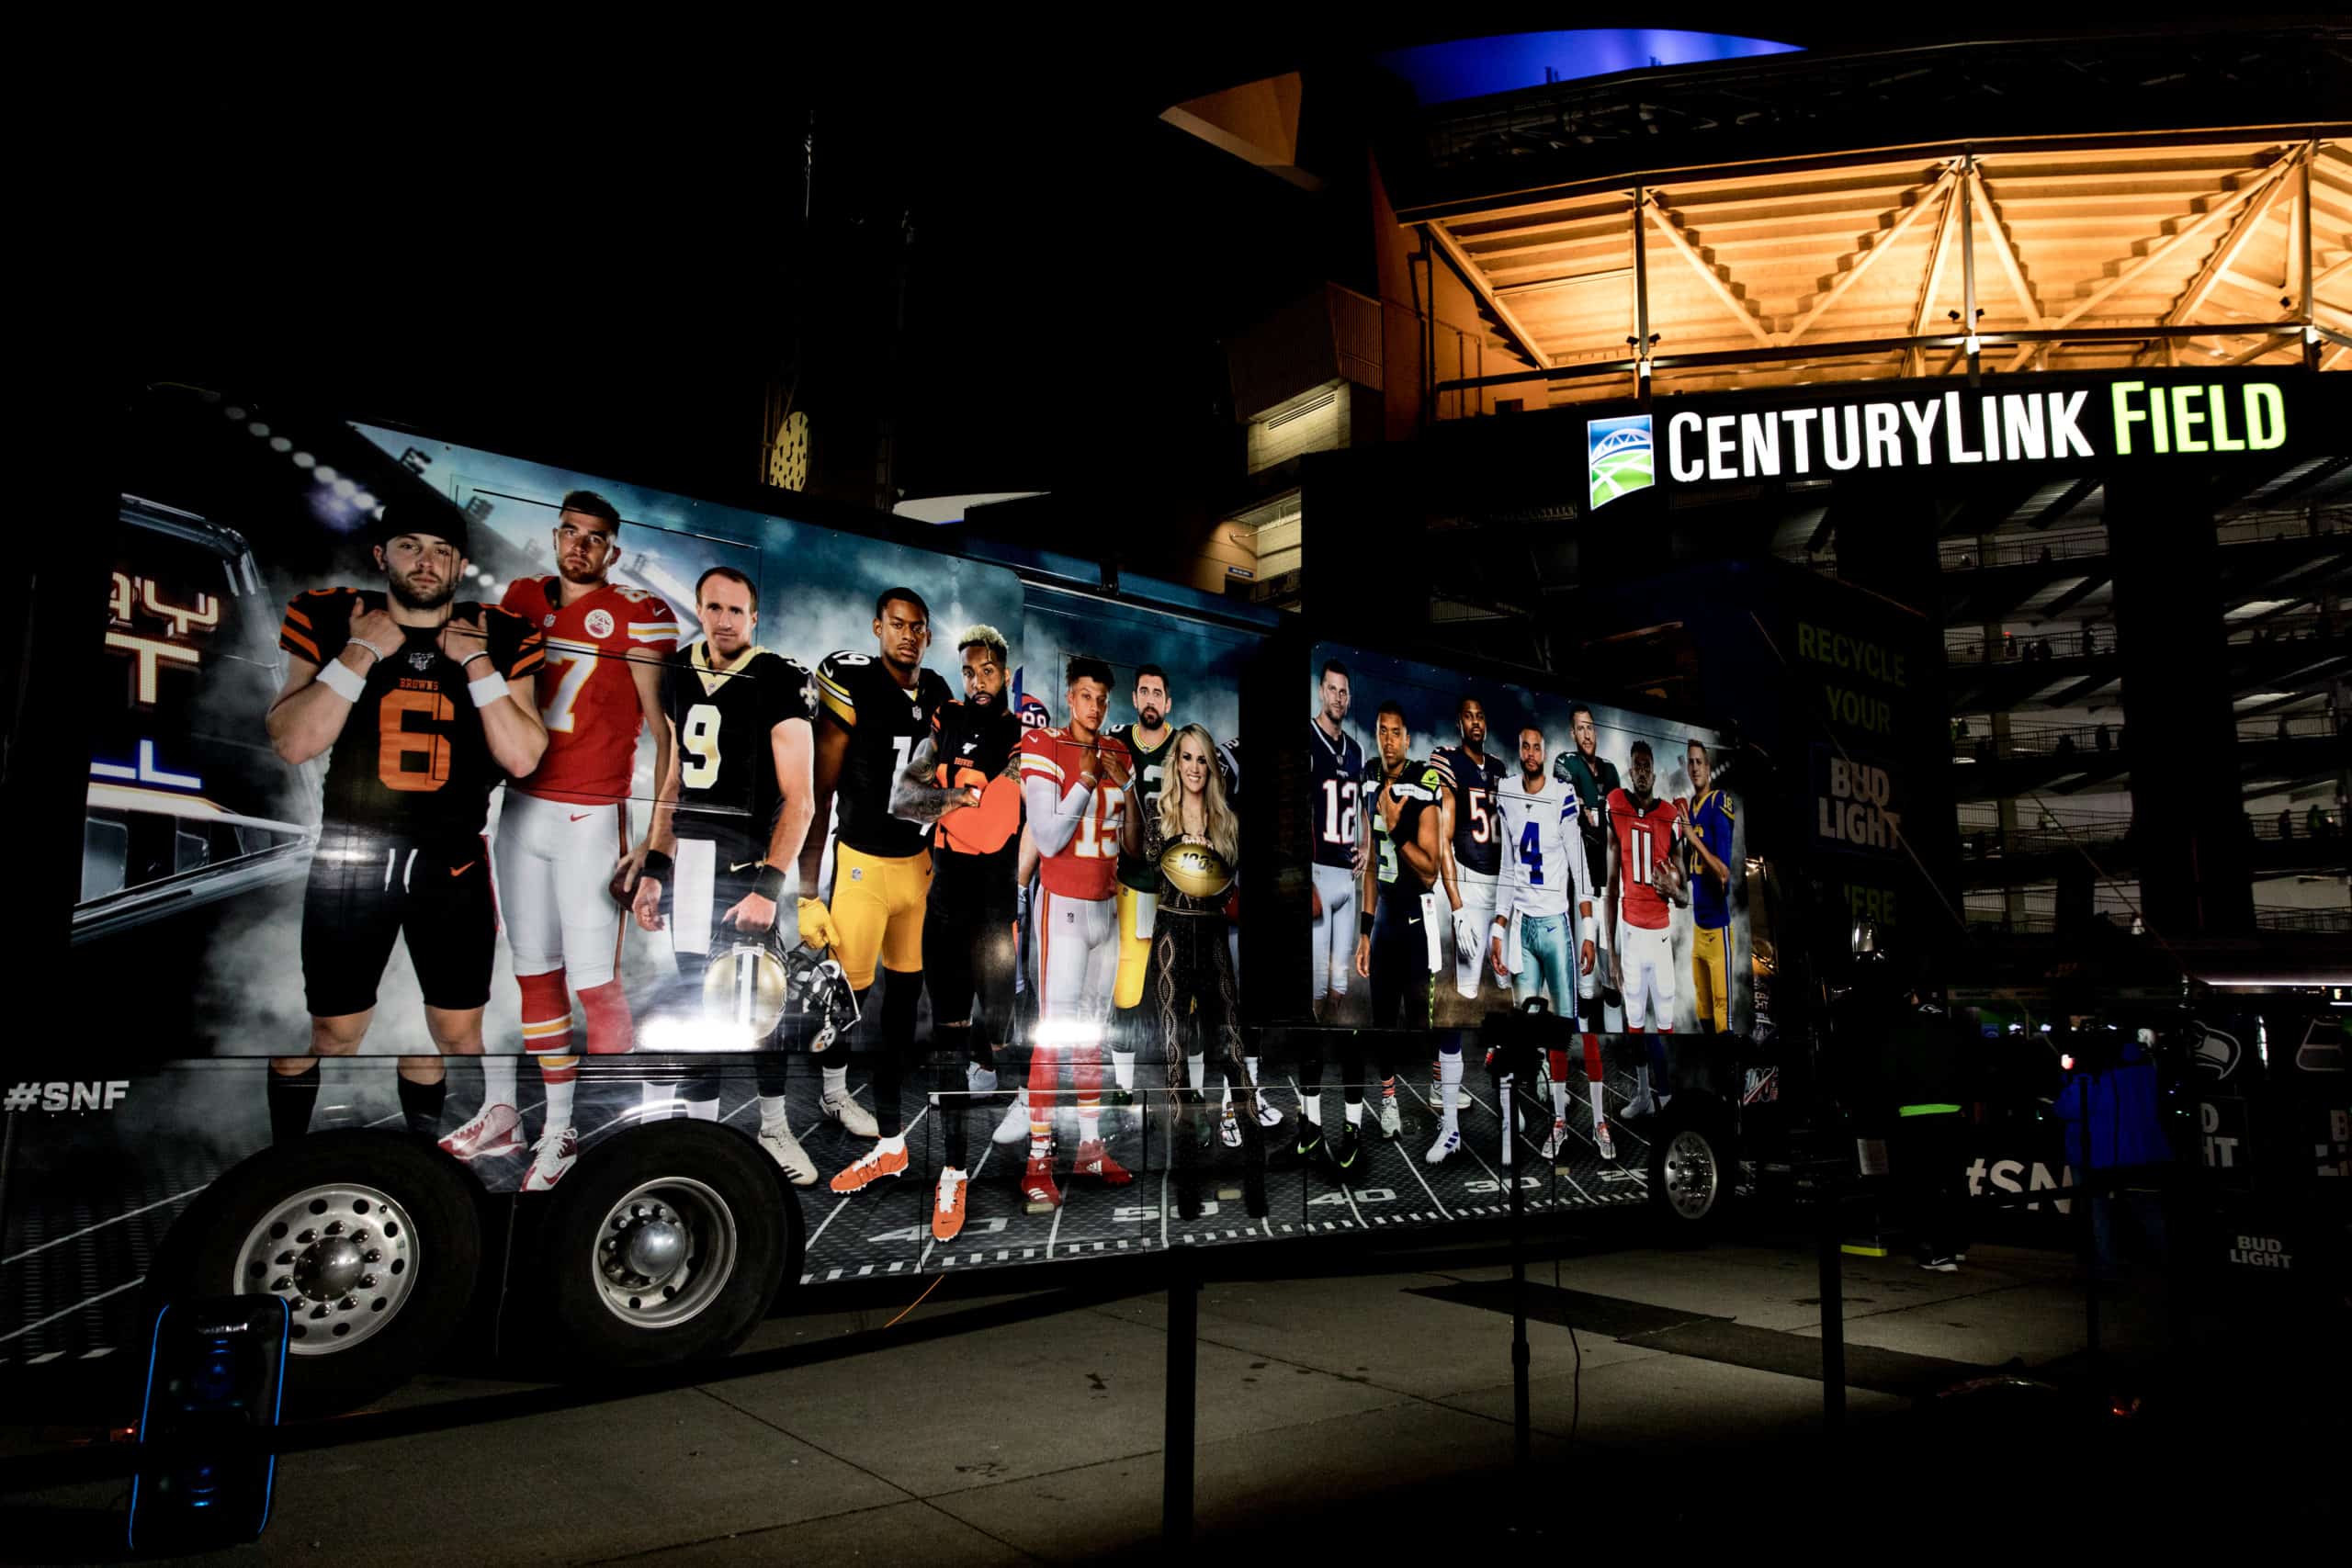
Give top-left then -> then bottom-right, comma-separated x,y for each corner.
662,641 -> 815,846
278,587 -> 545,837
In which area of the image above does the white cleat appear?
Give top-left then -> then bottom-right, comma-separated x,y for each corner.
1425,1125 -> 1462,1165
1255,1098 -> 1284,1129
1620,1091 -> 1657,1121
1378,1094 -> 1402,1140
1221,1109 -> 1243,1148
1595,1122 -> 1617,1162
967,1064 -> 1000,1097
992,1089 -> 1033,1145
758,1125 -> 818,1186
1426,1068 -> 1444,1113
520,1126 -> 578,1191
439,1101 -> 523,1161
1539,1119 -> 1569,1162
823,1091 -> 878,1139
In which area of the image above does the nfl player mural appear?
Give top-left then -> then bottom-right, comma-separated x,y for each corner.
1302,641 -> 1751,1165
82,388 -> 1025,1201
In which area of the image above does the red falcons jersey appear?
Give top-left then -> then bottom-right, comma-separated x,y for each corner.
1019,726 -> 1128,900
500,577 -> 682,806
1607,786 -> 1682,931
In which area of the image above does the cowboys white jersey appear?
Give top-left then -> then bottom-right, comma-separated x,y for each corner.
1494,774 -> 1590,919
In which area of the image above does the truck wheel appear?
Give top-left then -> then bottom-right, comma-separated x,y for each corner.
153,1131 -> 482,1416
1648,1100 -> 1734,1243
532,1121 -> 786,1371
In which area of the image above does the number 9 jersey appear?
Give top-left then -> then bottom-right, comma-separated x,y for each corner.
662,641 -> 817,850
277,587 -> 545,837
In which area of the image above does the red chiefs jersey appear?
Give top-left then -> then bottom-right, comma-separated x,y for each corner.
1607,786 -> 1682,931
1019,726 -> 1128,900
500,577 -> 682,805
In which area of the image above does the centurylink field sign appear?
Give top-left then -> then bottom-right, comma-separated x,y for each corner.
1584,371 -> 2320,509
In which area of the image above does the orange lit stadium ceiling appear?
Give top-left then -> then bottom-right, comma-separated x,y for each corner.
1406,133 -> 2352,405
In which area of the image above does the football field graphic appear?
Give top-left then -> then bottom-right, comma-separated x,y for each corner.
1588,415 -> 1655,509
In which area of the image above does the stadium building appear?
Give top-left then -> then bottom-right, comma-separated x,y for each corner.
1146,23 -> 2351,976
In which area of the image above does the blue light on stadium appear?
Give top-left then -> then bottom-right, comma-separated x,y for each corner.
1379,29 -> 1801,104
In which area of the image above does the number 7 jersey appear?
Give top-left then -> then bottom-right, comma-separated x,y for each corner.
662,642 -> 816,844
500,576 -> 681,806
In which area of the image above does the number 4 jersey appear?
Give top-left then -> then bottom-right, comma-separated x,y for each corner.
278,587 -> 545,837
499,576 -> 681,806
662,642 -> 815,847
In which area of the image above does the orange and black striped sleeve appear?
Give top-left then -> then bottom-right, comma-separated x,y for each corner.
488,604 -> 547,680
277,587 -> 354,666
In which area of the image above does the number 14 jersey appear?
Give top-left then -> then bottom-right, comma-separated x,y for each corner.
662,642 -> 814,847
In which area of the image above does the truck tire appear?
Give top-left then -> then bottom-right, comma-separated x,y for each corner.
1647,1098 -> 1735,1243
530,1121 -> 790,1371
150,1131 -> 483,1416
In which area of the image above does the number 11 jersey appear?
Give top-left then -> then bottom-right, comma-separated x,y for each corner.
662,641 -> 815,849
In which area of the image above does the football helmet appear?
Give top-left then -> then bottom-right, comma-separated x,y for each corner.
698,923 -> 861,1051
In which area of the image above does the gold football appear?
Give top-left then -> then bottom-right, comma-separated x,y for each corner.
1159,840 -> 1234,900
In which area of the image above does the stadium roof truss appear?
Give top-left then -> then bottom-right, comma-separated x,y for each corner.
1410,133 -> 2352,406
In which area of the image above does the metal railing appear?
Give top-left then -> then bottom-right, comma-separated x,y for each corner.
1939,529 -> 2108,571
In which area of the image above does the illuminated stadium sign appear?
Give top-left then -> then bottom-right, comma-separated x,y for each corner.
1587,372 -> 2310,501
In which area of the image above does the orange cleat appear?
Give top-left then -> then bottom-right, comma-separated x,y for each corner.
1023,1155 -> 1063,1209
1070,1138 -> 1134,1186
932,1169 -> 969,1242
828,1143 -> 909,1193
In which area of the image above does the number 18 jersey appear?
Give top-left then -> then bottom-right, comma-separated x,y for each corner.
662,642 -> 814,849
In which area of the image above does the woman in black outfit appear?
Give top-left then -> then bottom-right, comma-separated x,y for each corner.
1120,724 -> 1263,1214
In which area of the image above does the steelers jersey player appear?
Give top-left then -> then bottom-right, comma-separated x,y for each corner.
628,566 -> 821,1183
797,587 -> 955,1150
1108,663 -> 1180,1101
844,625 -> 1024,1235
265,494 -> 547,1145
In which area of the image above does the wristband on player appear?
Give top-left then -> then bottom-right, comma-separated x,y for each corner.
349,641 -> 387,666
469,671 -> 509,709
753,864 -> 791,904
1581,913 -> 1599,947
316,657 -> 368,703
462,649 -> 495,671
639,849 -> 673,886
1358,911 -> 1376,938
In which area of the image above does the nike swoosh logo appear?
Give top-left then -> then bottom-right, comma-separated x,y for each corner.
571,813 -> 593,821
729,861 -> 760,873
449,863 -> 476,877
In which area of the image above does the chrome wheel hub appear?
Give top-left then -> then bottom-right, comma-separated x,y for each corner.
1663,1130 -> 1719,1221
593,1178 -> 738,1331
237,1183 -> 418,1355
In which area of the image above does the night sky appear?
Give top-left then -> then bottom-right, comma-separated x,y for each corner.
99,14 -> 2243,516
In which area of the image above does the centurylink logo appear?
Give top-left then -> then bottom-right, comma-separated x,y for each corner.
1588,415 -> 1654,508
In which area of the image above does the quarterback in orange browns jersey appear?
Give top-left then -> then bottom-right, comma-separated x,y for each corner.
440,491 -> 681,1191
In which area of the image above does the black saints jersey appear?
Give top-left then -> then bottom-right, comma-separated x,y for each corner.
1431,744 -> 1507,879
1370,760 -> 1446,908
1109,722 -> 1177,894
814,650 -> 953,860
1308,720 -> 1364,872
662,643 -> 814,848
929,698 -> 1024,904
277,588 -> 545,838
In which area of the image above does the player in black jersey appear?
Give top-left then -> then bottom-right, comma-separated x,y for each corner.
875,624 -> 1024,1235
1359,704 -> 1446,1134
1306,660 -> 1367,1021
265,495 -> 547,1144
628,567 -> 821,1184
1557,704 -> 1624,1029
1108,664 -> 1179,1106
798,587 -> 955,1168
1430,698 -> 1506,1103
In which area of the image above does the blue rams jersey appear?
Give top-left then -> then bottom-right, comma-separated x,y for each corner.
1689,787 -> 1736,931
